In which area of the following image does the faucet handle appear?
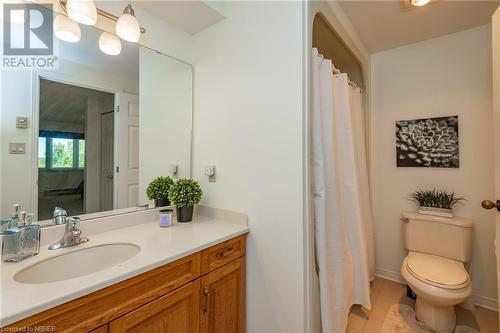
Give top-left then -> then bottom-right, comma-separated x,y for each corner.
67,216 -> 80,227
53,207 -> 67,225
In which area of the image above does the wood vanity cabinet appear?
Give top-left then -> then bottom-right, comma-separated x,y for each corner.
109,281 -> 201,333
6,234 -> 246,333
200,258 -> 245,333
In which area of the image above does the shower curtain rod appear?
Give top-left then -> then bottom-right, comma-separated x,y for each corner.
331,65 -> 363,92
317,53 -> 363,92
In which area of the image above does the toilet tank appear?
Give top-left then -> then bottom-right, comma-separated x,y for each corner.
401,211 -> 473,262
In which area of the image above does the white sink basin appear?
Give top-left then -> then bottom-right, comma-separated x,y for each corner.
14,243 -> 141,284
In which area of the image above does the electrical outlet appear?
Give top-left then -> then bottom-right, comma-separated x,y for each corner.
169,164 -> 179,178
9,143 -> 26,154
204,165 -> 216,182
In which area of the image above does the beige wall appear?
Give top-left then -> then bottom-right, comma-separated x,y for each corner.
370,25 -> 496,307
192,2 -> 305,331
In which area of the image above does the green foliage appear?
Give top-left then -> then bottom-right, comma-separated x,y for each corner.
407,189 -> 465,209
78,140 -> 85,168
38,157 -> 46,168
146,176 -> 174,200
168,178 -> 203,207
52,140 -> 73,168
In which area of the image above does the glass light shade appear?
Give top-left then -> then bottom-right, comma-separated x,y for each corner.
99,32 -> 121,56
66,0 -> 97,25
54,14 -> 81,43
411,0 -> 431,6
116,13 -> 140,42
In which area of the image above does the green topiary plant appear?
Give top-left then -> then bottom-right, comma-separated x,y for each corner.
168,178 -> 203,207
407,189 -> 465,209
146,176 -> 174,200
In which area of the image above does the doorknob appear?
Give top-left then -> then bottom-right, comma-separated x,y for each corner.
481,200 -> 500,211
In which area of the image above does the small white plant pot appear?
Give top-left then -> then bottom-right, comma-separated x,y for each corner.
418,206 -> 454,218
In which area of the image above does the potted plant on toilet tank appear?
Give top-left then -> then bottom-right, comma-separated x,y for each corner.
168,178 -> 203,222
407,189 -> 465,218
146,176 -> 174,207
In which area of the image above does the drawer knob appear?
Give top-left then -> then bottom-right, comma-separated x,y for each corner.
214,246 -> 234,258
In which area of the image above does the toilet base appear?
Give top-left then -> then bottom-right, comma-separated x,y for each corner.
415,297 -> 456,333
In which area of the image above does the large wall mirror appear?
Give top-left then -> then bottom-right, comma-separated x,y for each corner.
1,6 -> 192,230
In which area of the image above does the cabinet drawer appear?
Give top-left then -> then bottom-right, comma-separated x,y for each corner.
109,280 -> 200,333
201,235 -> 246,274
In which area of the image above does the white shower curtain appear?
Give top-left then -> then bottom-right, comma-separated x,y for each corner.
311,48 -> 375,333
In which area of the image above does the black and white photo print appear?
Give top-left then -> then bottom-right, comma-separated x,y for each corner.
396,116 -> 459,168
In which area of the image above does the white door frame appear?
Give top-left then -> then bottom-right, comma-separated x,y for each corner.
31,69 -> 121,222
492,6 -> 500,327
113,92 -> 140,209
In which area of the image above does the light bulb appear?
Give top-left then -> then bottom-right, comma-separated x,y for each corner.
99,32 -> 121,56
411,0 -> 431,6
66,0 -> 97,25
116,5 -> 140,42
54,14 -> 81,42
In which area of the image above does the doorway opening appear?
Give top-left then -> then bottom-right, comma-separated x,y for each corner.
37,79 -> 115,220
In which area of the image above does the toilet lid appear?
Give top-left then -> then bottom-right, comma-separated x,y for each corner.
406,254 -> 469,289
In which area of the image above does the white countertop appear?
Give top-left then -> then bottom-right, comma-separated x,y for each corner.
0,206 -> 249,327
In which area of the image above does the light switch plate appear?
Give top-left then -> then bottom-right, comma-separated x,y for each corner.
9,143 -> 26,154
16,117 -> 28,129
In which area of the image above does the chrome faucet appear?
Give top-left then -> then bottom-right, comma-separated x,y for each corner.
48,207 -> 89,250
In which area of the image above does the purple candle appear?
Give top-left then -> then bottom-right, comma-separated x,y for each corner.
159,209 -> 173,227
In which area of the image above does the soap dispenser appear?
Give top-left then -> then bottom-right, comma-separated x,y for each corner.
21,213 -> 40,258
1,205 -> 40,262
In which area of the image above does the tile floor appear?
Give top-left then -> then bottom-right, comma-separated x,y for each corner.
347,277 -> 499,333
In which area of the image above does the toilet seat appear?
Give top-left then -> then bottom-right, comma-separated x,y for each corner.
405,253 -> 469,290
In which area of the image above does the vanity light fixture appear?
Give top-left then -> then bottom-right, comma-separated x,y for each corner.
66,0 -> 97,25
98,32 -> 121,56
116,4 -> 141,43
411,0 -> 431,6
54,14 -> 81,43
55,1 -> 145,51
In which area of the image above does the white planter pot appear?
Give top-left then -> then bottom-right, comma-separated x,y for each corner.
418,206 -> 454,218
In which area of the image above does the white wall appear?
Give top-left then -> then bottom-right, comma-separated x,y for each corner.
1,70 -> 35,216
192,2 -> 305,331
370,25 -> 497,307
138,47 -> 192,205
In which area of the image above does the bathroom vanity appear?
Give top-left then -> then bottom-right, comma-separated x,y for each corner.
0,207 -> 249,332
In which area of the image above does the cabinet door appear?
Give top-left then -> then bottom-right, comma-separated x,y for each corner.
200,257 -> 245,333
109,280 -> 200,333
89,325 -> 108,333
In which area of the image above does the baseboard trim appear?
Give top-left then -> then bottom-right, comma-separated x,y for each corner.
469,294 -> 499,311
375,267 -> 405,284
375,267 -> 498,311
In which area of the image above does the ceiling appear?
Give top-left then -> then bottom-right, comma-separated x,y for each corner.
338,0 -> 499,53
131,0 -> 225,35
40,79 -> 114,127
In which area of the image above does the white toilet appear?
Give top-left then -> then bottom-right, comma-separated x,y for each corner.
400,211 -> 474,333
